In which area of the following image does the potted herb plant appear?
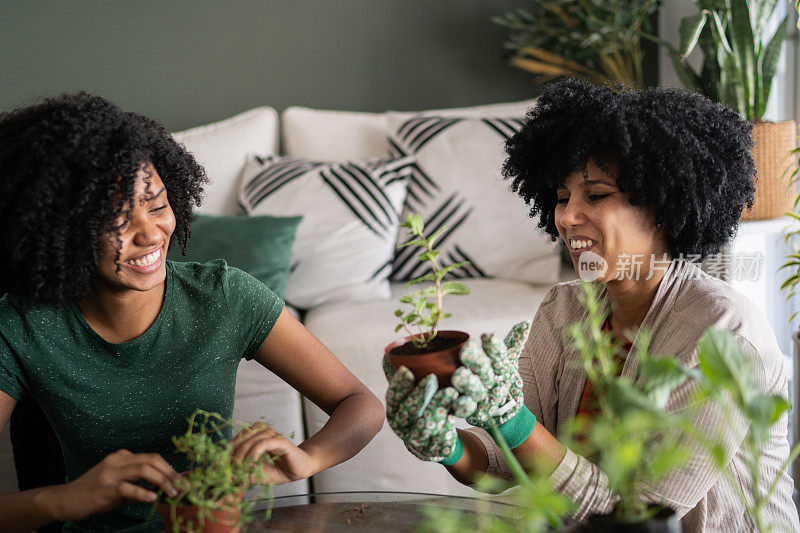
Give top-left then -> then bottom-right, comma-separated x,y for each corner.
654,0 -> 796,220
492,0 -> 661,88
153,410 -> 273,533
385,213 -> 471,386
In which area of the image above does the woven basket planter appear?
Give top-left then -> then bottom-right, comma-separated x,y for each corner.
742,120 -> 798,221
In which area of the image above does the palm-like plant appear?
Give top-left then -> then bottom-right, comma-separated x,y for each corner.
664,0 -> 788,122
493,0 -> 661,88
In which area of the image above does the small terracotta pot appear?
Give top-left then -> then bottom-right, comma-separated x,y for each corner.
386,330 -> 470,387
156,492 -> 243,533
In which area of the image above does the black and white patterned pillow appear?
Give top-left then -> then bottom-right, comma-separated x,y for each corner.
239,155 -> 414,308
387,115 -> 561,284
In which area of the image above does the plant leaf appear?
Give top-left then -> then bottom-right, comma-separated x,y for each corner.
509,56 -> 580,77
405,274 -> 435,288
418,250 -> 440,263
403,213 -> 424,236
441,282 -> 470,296
436,261 -> 471,281
752,0 -> 780,42
678,12 -> 708,59
517,46 -> 597,74
399,237 -> 427,248
757,15 -> 787,120
709,10 -> 734,55
426,226 -> 448,249
728,0 -> 757,119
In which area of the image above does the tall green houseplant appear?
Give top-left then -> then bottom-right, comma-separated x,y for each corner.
666,0 -> 789,122
493,0 -> 661,88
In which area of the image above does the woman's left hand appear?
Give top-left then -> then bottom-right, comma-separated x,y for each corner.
451,321 -> 530,428
231,422 -> 316,485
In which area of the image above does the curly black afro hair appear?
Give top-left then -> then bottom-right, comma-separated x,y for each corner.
0,93 -> 207,309
503,78 -> 756,258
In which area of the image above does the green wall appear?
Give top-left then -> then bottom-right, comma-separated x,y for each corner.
0,1 -> 658,131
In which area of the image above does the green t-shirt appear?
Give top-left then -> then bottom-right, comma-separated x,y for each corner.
0,260 -> 283,532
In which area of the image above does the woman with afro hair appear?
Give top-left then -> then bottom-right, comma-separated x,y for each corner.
0,94 -> 384,532
385,79 -> 799,531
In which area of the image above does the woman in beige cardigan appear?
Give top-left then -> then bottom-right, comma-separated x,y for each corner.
384,79 -> 799,531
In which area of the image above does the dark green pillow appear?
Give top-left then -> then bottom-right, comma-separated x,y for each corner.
168,214 -> 302,299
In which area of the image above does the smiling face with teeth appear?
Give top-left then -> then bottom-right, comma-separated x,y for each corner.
93,163 -> 176,294
554,158 -> 670,284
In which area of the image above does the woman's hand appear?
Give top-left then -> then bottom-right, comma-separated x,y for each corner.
450,321 -> 538,450
54,449 -> 181,522
231,422 -> 316,485
383,359 -> 461,463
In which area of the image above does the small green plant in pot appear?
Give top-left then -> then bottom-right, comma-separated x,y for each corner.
386,213 -> 471,386
153,410 -> 274,533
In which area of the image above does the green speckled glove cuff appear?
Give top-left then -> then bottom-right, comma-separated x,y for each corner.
494,405 -> 536,449
437,435 -> 464,466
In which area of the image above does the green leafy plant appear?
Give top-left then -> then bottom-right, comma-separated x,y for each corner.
493,0 -> 661,88
155,410 -> 274,533
394,213 -> 470,349
655,0 -> 789,121
691,328 -> 800,533
561,282 -> 693,522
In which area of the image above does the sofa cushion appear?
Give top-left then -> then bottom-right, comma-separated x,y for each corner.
387,115 -> 561,285
301,277 -> 562,495
173,107 -> 279,216
282,99 -> 537,161
233,358 -> 309,497
239,155 -> 415,309
167,214 -> 301,300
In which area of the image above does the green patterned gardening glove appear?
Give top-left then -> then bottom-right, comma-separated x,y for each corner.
383,357 -> 464,465
450,321 -> 537,449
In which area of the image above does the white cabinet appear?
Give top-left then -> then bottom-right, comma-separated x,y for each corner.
727,217 -> 798,357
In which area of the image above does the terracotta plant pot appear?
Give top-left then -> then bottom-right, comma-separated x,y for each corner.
157,493 -> 244,533
742,120 -> 797,221
386,330 -> 470,387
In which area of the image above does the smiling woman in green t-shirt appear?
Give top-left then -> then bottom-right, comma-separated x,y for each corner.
0,94 -> 384,532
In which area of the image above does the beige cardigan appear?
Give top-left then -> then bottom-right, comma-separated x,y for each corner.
467,259 -> 799,532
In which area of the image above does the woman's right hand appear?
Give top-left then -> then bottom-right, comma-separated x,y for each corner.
54,449 -> 181,522
383,358 -> 460,463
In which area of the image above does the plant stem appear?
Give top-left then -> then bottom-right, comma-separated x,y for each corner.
425,235 -> 442,345
487,418 -> 533,488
